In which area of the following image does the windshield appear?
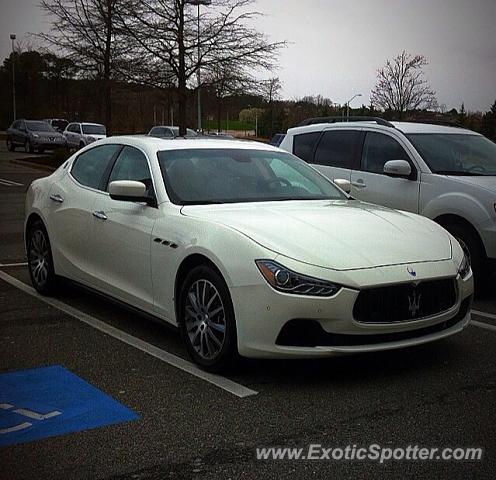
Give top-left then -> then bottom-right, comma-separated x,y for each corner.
82,124 -> 106,135
51,120 -> 68,130
171,127 -> 197,137
158,148 -> 346,205
407,133 -> 496,176
25,121 -> 55,132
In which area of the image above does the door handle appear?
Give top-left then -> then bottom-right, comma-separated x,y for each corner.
92,210 -> 108,220
49,193 -> 64,203
351,180 -> 367,189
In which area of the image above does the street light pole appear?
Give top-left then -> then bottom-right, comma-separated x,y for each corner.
10,34 -> 16,121
187,0 -> 211,133
346,93 -> 362,119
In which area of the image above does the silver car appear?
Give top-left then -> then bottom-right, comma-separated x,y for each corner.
6,119 -> 67,153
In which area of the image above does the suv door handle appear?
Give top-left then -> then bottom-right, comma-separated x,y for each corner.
92,210 -> 107,220
351,180 -> 367,189
49,193 -> 64,203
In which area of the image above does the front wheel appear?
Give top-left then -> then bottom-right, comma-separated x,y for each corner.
6,138 -> 15,151
27,220 -> 58,295
178,265 -> 238,372
444,222 -> 486,286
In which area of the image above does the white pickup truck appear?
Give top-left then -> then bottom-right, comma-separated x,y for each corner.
279,119 -> 496,285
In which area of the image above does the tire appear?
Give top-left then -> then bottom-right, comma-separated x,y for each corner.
38,147 -> 45,154
27,220 -> 58,295
178,265 -> 238,372
444,222 -> 486,285
6,138 -> 15,151
25,140 -> 34,153
79,141 -> 85,149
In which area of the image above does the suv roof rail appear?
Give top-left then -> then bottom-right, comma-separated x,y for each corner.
297,116 -> 395,128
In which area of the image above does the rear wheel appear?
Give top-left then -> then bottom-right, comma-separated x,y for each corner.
27,220 -> 58,295
6,138 -> 15,151
178,265 -> 238,372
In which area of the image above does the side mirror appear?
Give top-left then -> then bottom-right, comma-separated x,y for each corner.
109,180 -> 155,206
334,178 -> 351,193
383,160 -> 411,178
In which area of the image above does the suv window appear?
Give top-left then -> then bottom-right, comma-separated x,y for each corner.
107,146 -> 154,196
314,130 -> 362,168
293,132 -> 321,163
362,132 -> 410,174
71,144 -> 121,190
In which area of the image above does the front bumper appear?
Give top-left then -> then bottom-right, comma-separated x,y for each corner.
32,138 -> 66,149
231,260 -> 473,359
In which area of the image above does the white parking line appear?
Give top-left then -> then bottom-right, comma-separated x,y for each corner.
0,271 -> 258,399
471,320 -> 496,333
0,178 -> 23,186
471,309 -> 496,323
0,262 -> 28,268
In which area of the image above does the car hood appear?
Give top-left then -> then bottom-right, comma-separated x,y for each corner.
446,175 -> 496,194
85,134 -> 107,140
181,200 -> 452,270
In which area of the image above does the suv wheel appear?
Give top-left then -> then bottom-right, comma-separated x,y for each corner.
178,265 -> 238,372
444,222 -> 486,285
6,138 -> 15,151
25,140 -> 34,153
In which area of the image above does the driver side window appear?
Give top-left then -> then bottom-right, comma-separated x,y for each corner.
107,146 -> 154,196
362,132 -> 410,174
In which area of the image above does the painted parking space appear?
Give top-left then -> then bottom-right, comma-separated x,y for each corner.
0,365 -> 138,447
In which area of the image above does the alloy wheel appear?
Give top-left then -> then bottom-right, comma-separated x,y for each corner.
184,279 -> 226,360
29,229 -> 49,287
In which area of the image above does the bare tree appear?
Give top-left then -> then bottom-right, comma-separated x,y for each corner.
39,0 -> 132,133
118,0 -> 285,134
370,51 -> 437,119
204,62 -> 258,131
260,77 -> 282,137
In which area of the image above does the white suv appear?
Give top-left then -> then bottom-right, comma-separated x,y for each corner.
64,122 -> 107,149
279,118 -> 496,283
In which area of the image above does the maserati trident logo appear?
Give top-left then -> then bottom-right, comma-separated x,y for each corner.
408,289 -> 422,317
407,266 -> 417,277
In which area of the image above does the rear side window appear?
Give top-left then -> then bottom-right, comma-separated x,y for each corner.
314,130 -> 362,169
293,132 -> 321,163
362,132 -> 410,174
71,144 -> 121,190
107,146 -> 154,196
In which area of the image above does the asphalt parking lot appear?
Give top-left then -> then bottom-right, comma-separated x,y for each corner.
0,143 -> 495,479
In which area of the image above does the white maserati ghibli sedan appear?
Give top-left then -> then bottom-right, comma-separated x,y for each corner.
25,137 -> 474,370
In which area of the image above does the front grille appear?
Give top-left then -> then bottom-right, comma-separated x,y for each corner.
353,278 -> 457,323
276,297 -> 470,347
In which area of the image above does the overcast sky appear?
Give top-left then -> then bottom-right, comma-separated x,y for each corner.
1,0 -> 495,111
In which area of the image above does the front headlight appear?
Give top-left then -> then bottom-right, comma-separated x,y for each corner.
32,133 -> 40,138
256,259 -> 341,296
87,136 -> 96,142
458,252 -> 471,279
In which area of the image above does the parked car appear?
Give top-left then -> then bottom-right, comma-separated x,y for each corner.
25,136 -> 473,371
44,118 -> 69,133
269,133 -> 286,147
64,122 -> 107,149
279,117 -> 496,284
148,125 -> 197,138
6,119 -> 67,153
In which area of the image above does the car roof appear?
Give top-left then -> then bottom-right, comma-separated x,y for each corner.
391,122 -> 478,135
99,136 -> 280,153
287,120 -> 478,136
79,122 -> 105,127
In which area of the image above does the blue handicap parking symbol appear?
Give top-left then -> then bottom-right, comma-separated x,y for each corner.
0,365 -> 139,447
